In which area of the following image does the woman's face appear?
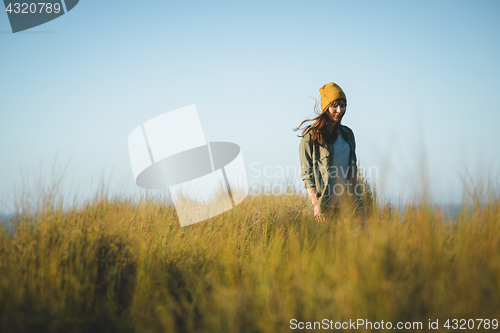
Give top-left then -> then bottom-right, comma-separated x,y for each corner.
326,101 -> 346,122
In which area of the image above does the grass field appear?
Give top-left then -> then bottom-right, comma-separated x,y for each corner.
0,178 -> 499,332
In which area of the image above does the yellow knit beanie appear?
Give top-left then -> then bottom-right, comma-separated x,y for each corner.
319,82 -> 347,112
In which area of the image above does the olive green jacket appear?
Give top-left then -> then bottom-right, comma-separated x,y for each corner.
299,125 -> 365,212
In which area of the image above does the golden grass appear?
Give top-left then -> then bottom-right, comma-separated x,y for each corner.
0,181 -> 499,332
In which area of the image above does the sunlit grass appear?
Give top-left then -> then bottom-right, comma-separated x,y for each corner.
0,175 -> 499,332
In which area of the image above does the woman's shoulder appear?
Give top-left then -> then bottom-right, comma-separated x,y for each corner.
341,125 -> 357,139
299,129 -> 312,141
341,124 -> 354,134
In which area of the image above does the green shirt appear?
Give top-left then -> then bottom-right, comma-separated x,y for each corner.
298,125 -> 365,212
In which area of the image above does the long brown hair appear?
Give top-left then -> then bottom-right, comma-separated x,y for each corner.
294,98 -> 347,146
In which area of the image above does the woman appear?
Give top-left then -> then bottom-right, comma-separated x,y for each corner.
296,82 -> 366,222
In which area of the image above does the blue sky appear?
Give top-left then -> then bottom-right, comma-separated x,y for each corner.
1,0 -> 499,214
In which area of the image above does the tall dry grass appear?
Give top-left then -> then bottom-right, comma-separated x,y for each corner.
0,176 -> 499,333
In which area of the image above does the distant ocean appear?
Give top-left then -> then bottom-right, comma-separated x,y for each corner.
436,203 -> 464,221
1,213 -> 15,224
1,213 -> 17,235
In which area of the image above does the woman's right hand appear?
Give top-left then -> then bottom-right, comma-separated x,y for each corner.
307,188 -> 325,222
313,205 -> 325,222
